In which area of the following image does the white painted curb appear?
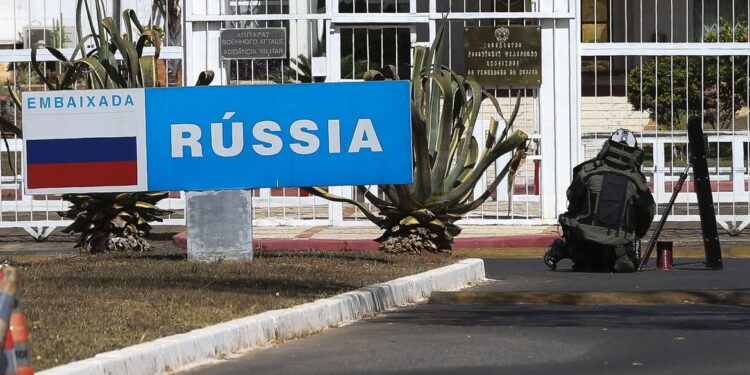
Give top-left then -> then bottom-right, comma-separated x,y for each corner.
38,258 -> 486,375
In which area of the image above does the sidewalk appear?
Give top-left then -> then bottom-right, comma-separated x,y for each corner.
2,221 -> 750,256
174,221 -> 750,255
247,221 -> 750,247
250,225 -> 557,240
202,224 -> 562,251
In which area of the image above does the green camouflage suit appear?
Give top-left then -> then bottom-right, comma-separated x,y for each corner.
557,139 -> 656,271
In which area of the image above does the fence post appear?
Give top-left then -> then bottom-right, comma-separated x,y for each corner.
732,140 -> 745,199
653,139 -> 667,203
539,12 -> 577,222
328,186 -> 351,226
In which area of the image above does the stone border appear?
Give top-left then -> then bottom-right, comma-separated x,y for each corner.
38,259 -> 486,375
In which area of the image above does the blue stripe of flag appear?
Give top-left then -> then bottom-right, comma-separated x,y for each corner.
27,137 -> 137,164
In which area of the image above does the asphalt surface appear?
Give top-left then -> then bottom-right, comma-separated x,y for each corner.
181,259 -> 750,375
479,258 -> 750,292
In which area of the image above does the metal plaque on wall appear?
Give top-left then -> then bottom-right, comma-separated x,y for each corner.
220,28 -> 287,60
463,26 -> 542,86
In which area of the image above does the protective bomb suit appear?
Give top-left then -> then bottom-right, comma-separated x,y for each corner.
545,130 -> 656,272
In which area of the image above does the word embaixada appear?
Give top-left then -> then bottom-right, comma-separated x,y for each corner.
26,94 -> 135,109
171,112 -> 383,157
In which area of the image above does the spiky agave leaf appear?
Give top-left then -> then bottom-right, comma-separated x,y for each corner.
303,186 -> 385,225
195,70 -> 214,86
299,23 -> 528,255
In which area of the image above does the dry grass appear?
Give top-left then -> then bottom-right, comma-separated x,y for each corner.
7,250 -> 450,370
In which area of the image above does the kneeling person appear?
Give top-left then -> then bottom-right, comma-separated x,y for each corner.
545,129 -> 655,272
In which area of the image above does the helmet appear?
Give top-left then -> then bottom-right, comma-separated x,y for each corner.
610,128 -> 637,148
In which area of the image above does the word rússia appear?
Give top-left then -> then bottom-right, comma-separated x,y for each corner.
171,112 -> 382,157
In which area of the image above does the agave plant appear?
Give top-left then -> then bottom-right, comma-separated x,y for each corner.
0,89 -> 23,175
305,26 -> 528,254
272,55 -> 314,83
30,0 -> 163,90
58,192 -> 172,253
273,54 -> 373,84
4,0 -> 214,253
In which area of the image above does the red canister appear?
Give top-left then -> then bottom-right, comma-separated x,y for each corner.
656,241 -> 674,270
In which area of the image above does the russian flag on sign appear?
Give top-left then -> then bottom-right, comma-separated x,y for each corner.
26,137 -> 138,189
22,88 -> 148,194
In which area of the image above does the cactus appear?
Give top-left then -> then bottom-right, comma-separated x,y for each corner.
305,25 -> 528,254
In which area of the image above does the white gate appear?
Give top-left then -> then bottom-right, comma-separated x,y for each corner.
185,0 -> 578,227
10,1 -> 743,235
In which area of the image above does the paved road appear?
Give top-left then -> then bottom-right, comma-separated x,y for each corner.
182,259 -> 750,375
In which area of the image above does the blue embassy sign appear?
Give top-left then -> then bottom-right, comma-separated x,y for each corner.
22,81 -> 413,194
146,81 -> 413,191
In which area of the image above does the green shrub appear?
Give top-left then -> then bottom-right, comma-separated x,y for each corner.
627,18 -> 749,129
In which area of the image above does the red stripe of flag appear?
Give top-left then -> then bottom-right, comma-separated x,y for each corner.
27,161 -> 138,189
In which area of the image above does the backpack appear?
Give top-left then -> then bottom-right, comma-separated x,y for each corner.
559,140 -> 655,246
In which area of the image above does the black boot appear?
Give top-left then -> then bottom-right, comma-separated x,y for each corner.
544,239 -> 567,270
613,255 -> 636,273
613,243 -> 636,273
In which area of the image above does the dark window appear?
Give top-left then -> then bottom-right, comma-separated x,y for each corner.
581,0 -> 609,43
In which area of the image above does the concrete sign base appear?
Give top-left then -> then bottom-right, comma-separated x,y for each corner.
186,190 -> 253,261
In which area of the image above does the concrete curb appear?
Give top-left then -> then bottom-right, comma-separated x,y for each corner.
38,259 -> 486,375
172,232 -> 559,251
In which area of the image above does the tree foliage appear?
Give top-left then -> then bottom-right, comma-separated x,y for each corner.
627,18 -> 749,129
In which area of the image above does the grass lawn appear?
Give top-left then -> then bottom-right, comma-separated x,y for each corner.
7,250 -> 450,370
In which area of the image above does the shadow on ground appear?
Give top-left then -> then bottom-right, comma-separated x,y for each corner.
376,303 -> 750,331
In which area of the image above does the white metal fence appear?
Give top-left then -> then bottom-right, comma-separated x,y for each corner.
6,0 -> 744,238
0,0 -> 578,235
579,0 -> 750,233
0,0 -> 186,238
186,0 -> 577,227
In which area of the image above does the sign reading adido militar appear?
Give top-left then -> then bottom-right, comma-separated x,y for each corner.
220,28 -> 287,60
22,81 -> 412,194
463,26 -> 542,86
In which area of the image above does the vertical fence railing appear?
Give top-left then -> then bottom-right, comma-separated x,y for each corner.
0,0 -> 578,233
578,0 -> 750,233
185,0 -> 574,227
0,0 -> 187,237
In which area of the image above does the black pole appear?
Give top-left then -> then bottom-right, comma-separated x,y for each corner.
638,162 -> 691,270
687,117 -> 723,269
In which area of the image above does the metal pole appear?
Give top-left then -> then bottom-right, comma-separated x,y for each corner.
639,161 -> 692,270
